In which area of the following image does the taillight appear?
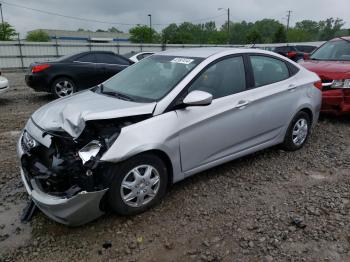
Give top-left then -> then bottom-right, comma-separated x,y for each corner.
313,80 -> 322,90
32,64 -> 50,73
287,51 -> 297,58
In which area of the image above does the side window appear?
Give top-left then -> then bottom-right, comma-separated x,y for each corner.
250,55 -> 290,87
188,56 -> 246,99
76,54 -> 97,63
136,54 -> 145,61
96,54 -> 130,65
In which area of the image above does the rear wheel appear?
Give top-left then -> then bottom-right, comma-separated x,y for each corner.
51,77 -> 76,98
107,153 -> 168,216
281,111 -> 311,151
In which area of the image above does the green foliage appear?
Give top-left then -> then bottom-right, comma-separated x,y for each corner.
295,20 -> 319,39
246,29 -> 262,44
318,18 -> 345,40
0,22 -> 17,41
287,28 -> 312,42
253,19 -> 284,43
273,26 -> 287,43
129,25 -> 160,43
130,17 -> 348,44
26,30 -> 50,42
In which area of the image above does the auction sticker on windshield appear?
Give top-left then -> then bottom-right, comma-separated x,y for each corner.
171,58 -> 194,64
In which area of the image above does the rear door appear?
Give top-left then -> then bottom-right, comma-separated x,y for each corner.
246,54 -> 302,142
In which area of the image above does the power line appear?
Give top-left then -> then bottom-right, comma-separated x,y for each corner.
0,1 -> 227,28
0,1 -> 142,26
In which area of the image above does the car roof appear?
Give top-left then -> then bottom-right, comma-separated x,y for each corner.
158,47 -> 273,58
331,36 -> 350,41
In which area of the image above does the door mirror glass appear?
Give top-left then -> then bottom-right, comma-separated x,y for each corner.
183,90 -> 212,106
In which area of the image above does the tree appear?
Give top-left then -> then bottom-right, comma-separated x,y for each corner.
26,30 -> 50,42
252,19 -> 283,43
246,29 -> 262,44
287,28 -> 312,42
318,18 -> 345,40
273,25 -> 287,43
0,22 -> 17,41
295,20 -> 319,40
161,23 -> 179,43
96,29 -> 106,32
129,25 -> 160,43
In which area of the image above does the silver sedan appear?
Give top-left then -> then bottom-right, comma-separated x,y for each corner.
17,48 -> 322,226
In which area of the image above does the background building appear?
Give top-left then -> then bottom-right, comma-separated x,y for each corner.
28,29 -> 130,43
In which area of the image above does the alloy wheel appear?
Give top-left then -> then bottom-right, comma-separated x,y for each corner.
292,118 -> 308,146
54,80 -> 74,97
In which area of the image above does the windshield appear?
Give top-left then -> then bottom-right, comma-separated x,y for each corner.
310,39 -> 350,61
101,55 -> 203,102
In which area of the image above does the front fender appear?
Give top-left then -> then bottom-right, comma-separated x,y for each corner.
100,111 -> 184,183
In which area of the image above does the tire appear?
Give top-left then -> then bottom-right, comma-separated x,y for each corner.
281,111 -> 311,151
51,77 -> 76,99
107,153 -> 168,216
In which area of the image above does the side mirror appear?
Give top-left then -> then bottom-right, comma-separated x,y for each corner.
183,90 -> 213,106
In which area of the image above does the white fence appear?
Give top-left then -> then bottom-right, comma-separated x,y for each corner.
0,40 -> 324,69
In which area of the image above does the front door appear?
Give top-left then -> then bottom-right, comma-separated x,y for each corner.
176,56 -> 258,173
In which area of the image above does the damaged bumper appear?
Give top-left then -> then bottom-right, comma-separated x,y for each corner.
17,129 -> 109,226
20,168 -> 107,226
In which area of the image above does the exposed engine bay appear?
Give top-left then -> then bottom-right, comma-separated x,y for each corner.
21,116 -> 150,198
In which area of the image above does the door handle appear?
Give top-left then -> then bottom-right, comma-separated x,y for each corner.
235,100 -> 249,109
288,84 -> 296,92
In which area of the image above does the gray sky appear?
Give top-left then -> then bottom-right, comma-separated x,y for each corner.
2,0 -> 350,37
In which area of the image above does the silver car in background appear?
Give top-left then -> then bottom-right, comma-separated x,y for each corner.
17,48 -> 321,226
0,73 -> 9,94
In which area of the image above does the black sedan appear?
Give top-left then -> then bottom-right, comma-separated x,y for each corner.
273,45 -> 317,62
25,51 -> 133,98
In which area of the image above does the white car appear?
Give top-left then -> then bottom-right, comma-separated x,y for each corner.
0,74 -> 9,94
124,51 -> 154,63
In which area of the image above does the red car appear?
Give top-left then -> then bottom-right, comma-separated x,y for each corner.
300,37 -> 350,115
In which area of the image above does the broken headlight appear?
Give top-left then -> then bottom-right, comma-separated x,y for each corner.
23,131 -> 38,149
78,140 -> 102,164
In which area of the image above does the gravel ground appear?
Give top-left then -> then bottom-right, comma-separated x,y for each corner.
1,72 -> 350,262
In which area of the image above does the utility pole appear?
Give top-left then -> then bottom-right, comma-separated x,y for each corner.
0,3 -> 5,40
227,8 -> 230,44
148,14 -> 152,43
218,8 -> 230,44
286,10 -> 292,32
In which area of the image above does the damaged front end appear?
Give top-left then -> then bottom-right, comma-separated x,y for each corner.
18,115 -> 149,226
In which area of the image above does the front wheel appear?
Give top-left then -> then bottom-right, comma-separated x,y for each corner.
281,111 -> 311,151
107,153 -> 168,216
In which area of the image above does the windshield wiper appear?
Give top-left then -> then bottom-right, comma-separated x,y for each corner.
102,90 -> 135,101
98,83 -> 134,101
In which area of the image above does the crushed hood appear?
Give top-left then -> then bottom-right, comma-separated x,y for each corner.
31,90 -> 156,138
300,60 -> 350,80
